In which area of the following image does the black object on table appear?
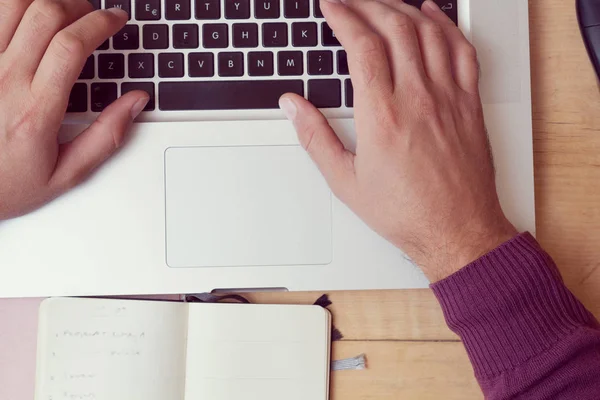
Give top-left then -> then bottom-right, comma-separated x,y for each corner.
577,0 -> 600,81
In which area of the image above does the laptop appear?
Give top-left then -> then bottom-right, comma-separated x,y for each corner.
0,0 -> 535,297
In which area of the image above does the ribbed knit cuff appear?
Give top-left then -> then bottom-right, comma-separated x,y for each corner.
431,232 -> 600,380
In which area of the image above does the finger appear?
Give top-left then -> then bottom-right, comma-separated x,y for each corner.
49,91 -> 149,194
340,0 -> 426,84
0,0 -> 34,53
372,0 -> 453,86
320,0 -> 393,100
421,0 -> 479,93
32,8 -> 128,104
3,0 -> 93,76
279,93 -> 356,199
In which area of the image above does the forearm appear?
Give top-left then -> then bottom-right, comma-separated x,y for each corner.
431,233 -> 600,399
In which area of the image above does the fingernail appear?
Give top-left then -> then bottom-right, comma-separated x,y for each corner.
279,97 -> 297,121
422,0 -> 441,12
130,96 -> 149,119
106,7 -> 129,17
323,0 -> 344,4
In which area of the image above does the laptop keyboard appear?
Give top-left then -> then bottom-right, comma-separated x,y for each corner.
67,0 -> 458,121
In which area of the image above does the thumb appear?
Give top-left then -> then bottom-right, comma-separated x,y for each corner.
49,90 -> 149,193
279,93 -> 356,197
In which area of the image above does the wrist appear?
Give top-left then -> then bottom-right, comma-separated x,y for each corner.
420,217 -> 518,283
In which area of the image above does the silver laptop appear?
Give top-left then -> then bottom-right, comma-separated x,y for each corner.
0,0 -> 535,297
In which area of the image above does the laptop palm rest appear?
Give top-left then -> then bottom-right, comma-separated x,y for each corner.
165,145 -> 333,268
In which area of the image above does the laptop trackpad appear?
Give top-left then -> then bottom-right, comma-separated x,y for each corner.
165,146 -> 332,268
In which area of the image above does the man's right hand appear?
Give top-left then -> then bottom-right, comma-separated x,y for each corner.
280,0 -> 517,282
0,0 -> 148,220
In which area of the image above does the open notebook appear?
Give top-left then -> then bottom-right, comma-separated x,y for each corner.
35,298 -> 331,400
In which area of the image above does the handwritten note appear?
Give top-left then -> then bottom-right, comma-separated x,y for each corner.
35,298 -> 188,400
36,299 -> 330,400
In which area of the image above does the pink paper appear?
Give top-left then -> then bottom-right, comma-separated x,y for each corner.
0,298 -> 43,400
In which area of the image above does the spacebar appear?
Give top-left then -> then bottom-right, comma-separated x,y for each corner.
159,80 -> 304,111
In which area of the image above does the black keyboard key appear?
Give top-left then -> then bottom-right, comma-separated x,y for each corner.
337,50 -> 349,75
79,55 -> 95,79
436,0 -> 457,25
284,0 -> 309,18
262,23 -> 288,47
278,51 -> 303,75
98,40 -> 109,50
218,52 -> 244,77
173,24 -> 199,48
292,22 -> 317,47
405,0 -> 457,24
308,79 -> 341,108
105,0 -> 131,19
166,0 -> 191,19
129,53 -> 155,78
158,53 -> 185,78
136,0 -> 160,20
248,51 -> 274,76
195,0 -> 220,19
143,25 -> 169,49
66,83 -> 87,113
159,80 -> 304,110
122,82 -> 156,111
225,0 -> 250,19
313,0 -> 322,17
255,0 -> 279,18
113,25 -> 139,50
91,82 -> 117,112
203,24 -> 228,48
322,22 -> 340,46
345,79 -> 353,108
88,0 -> 100,9
98,54 -> 125,79
233,23 -> 258,48
308,50 -> 333,75
188,53 -> 215,77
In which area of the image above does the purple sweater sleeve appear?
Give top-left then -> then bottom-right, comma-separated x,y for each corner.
431,233 -> 600,399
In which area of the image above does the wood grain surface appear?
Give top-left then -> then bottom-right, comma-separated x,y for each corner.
246,1 -> 600,398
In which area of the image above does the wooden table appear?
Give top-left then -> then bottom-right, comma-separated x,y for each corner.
245,2 -> 600,398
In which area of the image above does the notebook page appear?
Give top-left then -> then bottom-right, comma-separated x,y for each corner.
35,298 -> 188,400
184,304 -> 330,400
